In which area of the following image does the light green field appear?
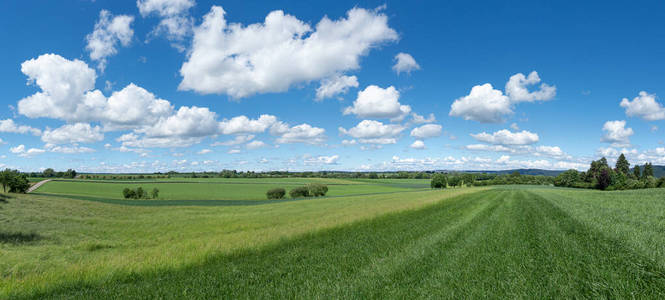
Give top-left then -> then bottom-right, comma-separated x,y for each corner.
2,185 -> 665,298
33,178 -> 429,201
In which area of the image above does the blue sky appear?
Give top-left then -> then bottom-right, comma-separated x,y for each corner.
1,0 -> 664,172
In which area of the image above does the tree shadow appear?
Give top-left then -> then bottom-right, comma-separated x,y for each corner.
0,193 -> 12,202
0,232 -> 43,245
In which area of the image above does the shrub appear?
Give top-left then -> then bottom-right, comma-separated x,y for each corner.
289,186 -> 310,198
266,188 -> 286,199
308,183 -> 328,197
151,188 -> 160,199
122,188 -> 135,199
657,177 -> 665,188
430,174 -> 448,189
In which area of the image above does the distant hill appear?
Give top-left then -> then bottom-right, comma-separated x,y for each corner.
652,165 -> 665,178
471,169 -> 565,177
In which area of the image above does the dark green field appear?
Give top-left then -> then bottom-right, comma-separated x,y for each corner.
2,184 -> 665,298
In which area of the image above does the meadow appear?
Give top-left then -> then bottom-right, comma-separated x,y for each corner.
32,178 -> 431,201
2,181 -> 665,298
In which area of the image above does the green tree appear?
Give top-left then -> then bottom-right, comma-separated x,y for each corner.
633,165 -> 641,179
643,163 -> 654,178
43,168 -> 55,178
151,188 -> 160,199
554,169 -> 579,187
430,174 -> 448,189
615,153 -> 630,174
0,169 -> 12,193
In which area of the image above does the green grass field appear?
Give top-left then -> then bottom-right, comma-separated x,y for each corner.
33,178 -> 430,201
2,184 -> 665,298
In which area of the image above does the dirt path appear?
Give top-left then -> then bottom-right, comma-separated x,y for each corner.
27,179 -> 51,193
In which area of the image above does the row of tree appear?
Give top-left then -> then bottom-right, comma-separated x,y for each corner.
266,184 -> 329,199
32,168 -> 77,179
122,187 -> 159,199
555,154 -> 664,190
0,169 -> 31,193
431,171 -> 555,189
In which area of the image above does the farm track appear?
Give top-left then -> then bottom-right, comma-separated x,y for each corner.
27,179 -> 51,193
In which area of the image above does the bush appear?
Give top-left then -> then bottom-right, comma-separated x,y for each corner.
122,187 -> 149,199
307,183 -> 328,197
657,177 -> 665,188
266,188 -> 286,199
151,188 -> 160,199
289,186 -> 310,198
430,174 -> 447,189
122,188 -> 136,199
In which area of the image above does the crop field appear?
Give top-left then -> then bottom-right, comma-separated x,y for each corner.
31,178 -> 431,202
2,183 -> 665,298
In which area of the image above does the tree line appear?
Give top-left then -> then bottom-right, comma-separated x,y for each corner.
554,154 -> 664,190
431,171 -> 554,189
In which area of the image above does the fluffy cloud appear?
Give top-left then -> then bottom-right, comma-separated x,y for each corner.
138,0 -> 195,45
219,115 -> 277,135
315,75 -> 358,100
619,91 -> 665,121
449,83 -> 512,123
138,106 -> 218,137
392,52 -> 420,74
339,120 -> 405,144
41,123 -> 104,144
304,155 -> 339,165
117,133 -> 203,148
103,84 -> 174,130
410,140 -> 425,149
10,145 -> 45,157
17,55 -> 173,128
18,54 -> 99,121
179,6 -> 397,98
410,124 -> 442,139
601,120 -> 633,147
471,129 -> 539,145
212,134 -> 255,146
410,113 -> 436,124
197,149 -> 212,154
246,140 -> 267,150
0,119 -> 41,136
86,10 -> 134,71
505,71 -> 556,102
45,144 -> 96,154
535,145 -> 564,157
274,124 -> 326,144
450,71 -> 555,123
343,85 -> 411,120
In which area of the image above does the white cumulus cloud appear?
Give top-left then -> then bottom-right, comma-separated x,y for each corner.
449,83 -> 512,123
505,71 -> 556,102
410,124 -> 442,139
179,6 -> 398,98
86,10 -> 134,71
410,140 -> 425,149
601,120 -> 633,147
343,85 -> 411,120
392,52 -> 420,74
339,120 -> 405,144
41,123 -> 104,144
0,119 -> 41,136
620,91 -> 665,121
471,129 -> 539,145
315,75 -> 358,100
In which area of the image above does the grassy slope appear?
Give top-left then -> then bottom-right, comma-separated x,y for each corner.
34,179 -> 428,201
0,187 -> 478,298
4,186 -> 665,298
